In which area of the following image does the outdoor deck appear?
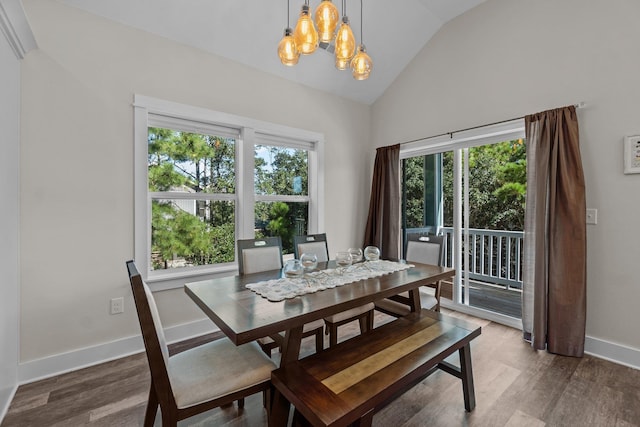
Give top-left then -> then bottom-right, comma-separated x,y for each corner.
441,280 -> 522,319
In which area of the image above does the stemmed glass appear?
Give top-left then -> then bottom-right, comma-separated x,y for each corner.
364,246 -> 380,261
348,247 -> 363,263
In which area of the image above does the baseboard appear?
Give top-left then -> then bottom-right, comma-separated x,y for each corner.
584,336 -> 640,370
0,384 -> 18,424
18,318 -> 217,385
442,300 -> 640,370
15,316 -> 640,386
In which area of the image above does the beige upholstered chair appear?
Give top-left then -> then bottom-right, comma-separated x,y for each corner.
126,260 -> 276,427
237,236 -> 284,275
375,234 -> 445,316
236,237 -> 325,355
294,233 -> 375,347
293,233 -> 330,262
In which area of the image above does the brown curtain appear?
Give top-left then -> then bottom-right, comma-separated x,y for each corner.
522,105 -> 586,357
363,144 -> 401,260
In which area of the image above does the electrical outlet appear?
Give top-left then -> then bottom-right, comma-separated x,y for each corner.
586,208 -> 597,225
110,297 -> 124,314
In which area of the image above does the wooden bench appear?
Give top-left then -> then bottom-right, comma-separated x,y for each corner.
270,309 -> 482,427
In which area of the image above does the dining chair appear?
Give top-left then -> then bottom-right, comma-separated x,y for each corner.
374,234 -> 445,317
237,236 -> 284,275
293,233 -> 330,262
294,233 -> 375,347
125,260 -> 276,427
236,237 -> 325,356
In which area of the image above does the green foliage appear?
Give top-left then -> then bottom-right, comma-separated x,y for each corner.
403,157 -> 426,229
406,139 -> 526,232
150,201 -> 235,269
254,145 -> 308,196
148,127 -> 236,269
266,202 -> 293,252
254,146 -> 309,253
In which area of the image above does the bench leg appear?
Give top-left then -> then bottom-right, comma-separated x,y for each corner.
269,390 -> 291,427
350,408 -> 374,427
459,344 -> 476,412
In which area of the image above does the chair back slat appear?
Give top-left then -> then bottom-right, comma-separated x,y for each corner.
126,260 -> 175,407
293,233 -> 329,262
405,234 -> 444,266
237,237 -> 283,274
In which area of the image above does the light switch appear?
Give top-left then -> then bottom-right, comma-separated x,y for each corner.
586,208 -> 597,225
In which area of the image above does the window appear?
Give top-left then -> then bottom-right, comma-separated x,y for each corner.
134,96 -> 324,288
254,136 -> 313,254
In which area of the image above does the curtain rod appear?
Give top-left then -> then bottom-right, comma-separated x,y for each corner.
400,102 -> 586,146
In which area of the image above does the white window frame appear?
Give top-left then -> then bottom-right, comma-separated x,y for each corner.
134,95 -> 325,290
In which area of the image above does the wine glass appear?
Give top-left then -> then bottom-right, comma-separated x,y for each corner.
300,253 -> 318,272
363,246 -> 380,261
283,259 -> 304,277
335,251 -> 353,270
348,247 -> 363,263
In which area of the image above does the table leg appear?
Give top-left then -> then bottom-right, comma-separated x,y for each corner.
279,325 -> 304,366
269,387 -> 292,427
270,325 -> 304,427
459,343 -> 476,412
408,288 -> 422,312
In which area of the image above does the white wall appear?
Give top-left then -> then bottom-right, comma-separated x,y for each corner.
18,0 -> 371,369
373,0 -> 640,356
0,25 -> 20,417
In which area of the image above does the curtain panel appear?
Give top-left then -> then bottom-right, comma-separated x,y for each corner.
522,105 -> 587,357
363,144 -> 401,261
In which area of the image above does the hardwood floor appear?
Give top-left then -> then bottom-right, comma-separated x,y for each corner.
3,311 -> 640,426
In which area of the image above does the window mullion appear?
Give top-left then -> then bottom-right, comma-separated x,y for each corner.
239,127 -> 255,239
150,192 -> 235,201
255,195 -> 310,203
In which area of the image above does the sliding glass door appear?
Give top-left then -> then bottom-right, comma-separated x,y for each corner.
400,120 -> 526,325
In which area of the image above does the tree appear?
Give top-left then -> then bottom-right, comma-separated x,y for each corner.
254,146 -> 309,253
266,202 -> 294,251
406,139 -> 526,232
147,127 -> 236,269
403,157 -> 426,229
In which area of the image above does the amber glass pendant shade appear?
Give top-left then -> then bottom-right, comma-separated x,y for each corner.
314,0 -> 339,43
335,57 -> 350,71
294,4 -> 318,55
351,44 -> 372,80
278,28 -> 300,66
334,17 -> 355,69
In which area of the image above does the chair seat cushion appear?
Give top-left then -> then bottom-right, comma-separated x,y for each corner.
304,319 -> 326,332
374,288 -> 437,316
168,339 -> 276,409
324,302 -> 375,323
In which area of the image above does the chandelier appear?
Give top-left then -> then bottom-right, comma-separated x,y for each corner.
277,0 -> 373,81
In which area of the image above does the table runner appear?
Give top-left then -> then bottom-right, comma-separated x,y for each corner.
245,260 -> 413,301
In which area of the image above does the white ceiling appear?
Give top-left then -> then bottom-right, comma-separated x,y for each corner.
58,0 -> 486,105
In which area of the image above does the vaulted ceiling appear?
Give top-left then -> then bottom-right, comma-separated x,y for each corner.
57,0 -> 485,105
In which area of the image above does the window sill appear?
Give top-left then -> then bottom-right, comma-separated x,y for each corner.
146,263 -> 238,292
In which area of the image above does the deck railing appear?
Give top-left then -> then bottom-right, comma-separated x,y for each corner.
405,227 -> 524,290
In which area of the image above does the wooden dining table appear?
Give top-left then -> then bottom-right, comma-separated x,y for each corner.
185,261 -> 454,365
184,261 -> 456,425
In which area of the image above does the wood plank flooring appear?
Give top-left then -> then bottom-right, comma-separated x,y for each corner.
3,310 -> 640,426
